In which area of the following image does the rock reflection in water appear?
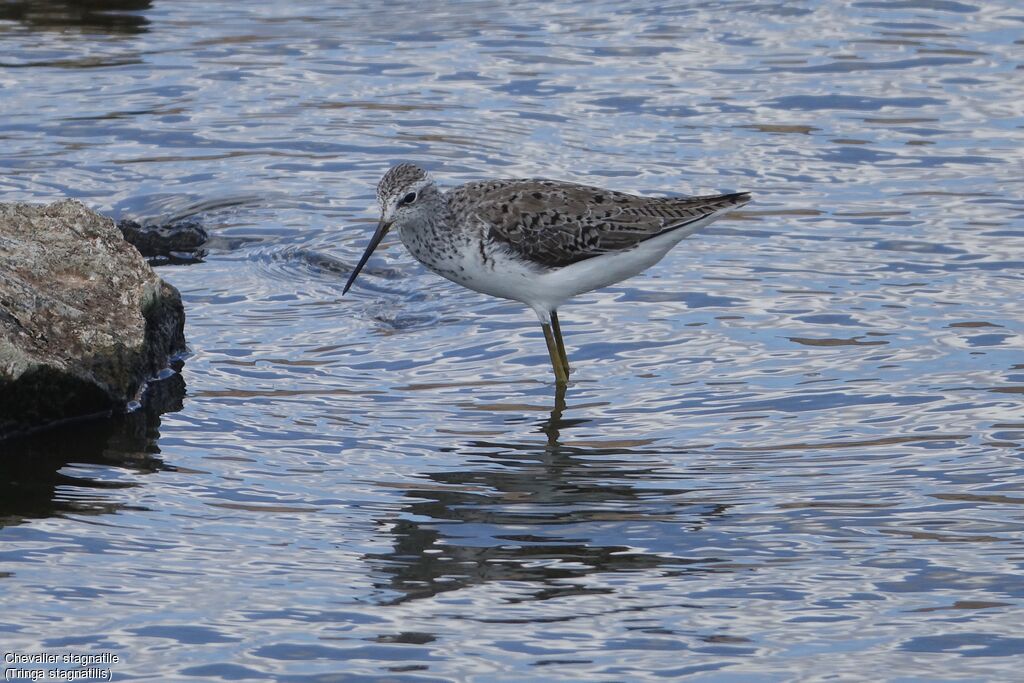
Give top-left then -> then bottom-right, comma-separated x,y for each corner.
0,1 -> 153,35
0,371 -> 185,527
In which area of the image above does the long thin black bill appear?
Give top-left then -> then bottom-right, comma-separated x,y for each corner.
343,219 -> 392,295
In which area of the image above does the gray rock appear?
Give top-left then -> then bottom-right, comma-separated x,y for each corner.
0,199 -> 186,440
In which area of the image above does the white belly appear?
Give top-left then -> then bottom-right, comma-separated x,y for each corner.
401,210 -> 724,320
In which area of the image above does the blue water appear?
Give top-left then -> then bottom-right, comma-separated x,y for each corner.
2,1 -> 1023,680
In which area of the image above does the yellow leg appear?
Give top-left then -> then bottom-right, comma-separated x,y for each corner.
542,323 -> 569,385
550,310 -> 570,378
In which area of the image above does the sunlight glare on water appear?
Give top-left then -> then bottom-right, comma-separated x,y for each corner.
1,0 -> 1023,680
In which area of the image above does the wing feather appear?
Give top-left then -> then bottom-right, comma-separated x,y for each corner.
447,180 -> 749,268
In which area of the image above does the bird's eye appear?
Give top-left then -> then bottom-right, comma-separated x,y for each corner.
400,191 -> 417,206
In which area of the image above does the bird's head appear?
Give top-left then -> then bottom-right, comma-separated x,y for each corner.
343,163 -> 439,295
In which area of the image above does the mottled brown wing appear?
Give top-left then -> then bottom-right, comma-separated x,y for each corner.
448,179 -> 749,268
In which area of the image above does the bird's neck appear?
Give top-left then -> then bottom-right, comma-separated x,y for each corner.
397,197 -> 463,270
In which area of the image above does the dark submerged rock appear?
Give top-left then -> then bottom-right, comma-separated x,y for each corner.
0,199 -> 186,440
117,218 -> 208,264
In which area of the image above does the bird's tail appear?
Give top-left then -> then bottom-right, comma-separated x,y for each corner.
695,191 -> 752,211
656,190 -> 751,239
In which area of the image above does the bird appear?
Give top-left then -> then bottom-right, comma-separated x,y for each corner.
343,163 -> 750,384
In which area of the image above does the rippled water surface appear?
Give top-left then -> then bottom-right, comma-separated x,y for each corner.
2,1 -> 1023,680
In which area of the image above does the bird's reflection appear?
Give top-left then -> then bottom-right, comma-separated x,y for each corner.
539,381 -> 568,449
365,384 -> 731,605
0,371 -> 185,528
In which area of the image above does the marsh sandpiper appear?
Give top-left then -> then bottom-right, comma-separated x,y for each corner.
344,164 -> 750,384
